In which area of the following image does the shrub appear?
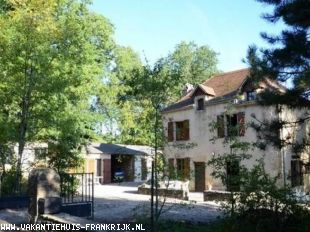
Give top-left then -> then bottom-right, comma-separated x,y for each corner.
0,169 -> 27,196
208,157 -> 310,232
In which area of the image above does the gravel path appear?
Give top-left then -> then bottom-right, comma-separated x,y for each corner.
0,182 -> 222,225
93,182 -> 222,223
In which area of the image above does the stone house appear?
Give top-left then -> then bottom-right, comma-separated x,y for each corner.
162,68 -> 310,191
84,143 -> 154,184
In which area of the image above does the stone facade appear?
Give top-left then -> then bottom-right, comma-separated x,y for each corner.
162,69 -> 309,191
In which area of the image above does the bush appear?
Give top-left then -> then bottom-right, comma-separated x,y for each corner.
59,172 -> 80,198
0,169 -> 27,196
209,158 -> 310,232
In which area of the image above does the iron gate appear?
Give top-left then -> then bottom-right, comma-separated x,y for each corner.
60,172 -> 94,218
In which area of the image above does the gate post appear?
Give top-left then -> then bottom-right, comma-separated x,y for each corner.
28,168 -> 61,222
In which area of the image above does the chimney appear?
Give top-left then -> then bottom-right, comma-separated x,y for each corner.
182,83 -> 194,96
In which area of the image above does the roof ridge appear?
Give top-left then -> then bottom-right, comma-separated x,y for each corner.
203,68 -> 250,85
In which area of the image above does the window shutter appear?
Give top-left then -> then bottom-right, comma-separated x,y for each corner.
184,158 -> 190,180
217,115 -> 225,138
237,112 -> 245,136
168,122 -> 174,142
184,120 -> 190,140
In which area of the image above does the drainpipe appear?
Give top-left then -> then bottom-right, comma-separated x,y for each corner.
277,105 -> 286,187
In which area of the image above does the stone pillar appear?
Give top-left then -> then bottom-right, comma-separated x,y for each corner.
28,168 -> 61,222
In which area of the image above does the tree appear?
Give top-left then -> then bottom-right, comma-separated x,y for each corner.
208,107 -> 252,216
246,0 -> 310,185
122,58 -> 176,231
108,42 -> 219,145
0,0 -> 14,14
94,46 -> 146,143
247,0 -> 310,107
166,41 -> 219,100
0,0 -> 114,181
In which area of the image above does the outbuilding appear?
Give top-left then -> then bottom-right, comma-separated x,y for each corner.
84,143 -> 154,184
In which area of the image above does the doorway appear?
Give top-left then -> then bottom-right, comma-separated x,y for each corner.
194,162 -> 206,192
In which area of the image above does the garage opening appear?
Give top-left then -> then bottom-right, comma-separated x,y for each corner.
111,155 -> 135,182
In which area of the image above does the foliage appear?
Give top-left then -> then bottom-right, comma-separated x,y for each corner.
214,161 -> 310,232
0,143 -> 14,172
166,41 -> 219,99
208,107 -> 310,232
245,0 -> 310,183
0,167 -> 27,196
59,172 -> 80,198
94,46 -> 144,143
94,41 -> 219,145
0,0 -> 114,173
247,0 -> 310,106
208,149 -> 310,231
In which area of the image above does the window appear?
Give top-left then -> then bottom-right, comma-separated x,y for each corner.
176,158 -> 190,180
226,114 -> 238,136
176,120 -> 190,141
167,122 -> 174,142
197,98 -> 204,111
226,159 -> 240,191
217,112 -> 245,137
226,112 -> 245,137
246,91 -> 257,101
291,159 -> 303,187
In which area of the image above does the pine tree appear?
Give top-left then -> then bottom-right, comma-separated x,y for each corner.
247,0 -> 310,186
247,0 -> 310,108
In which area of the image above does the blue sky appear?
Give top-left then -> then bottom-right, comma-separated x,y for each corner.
91,0 -> 283,72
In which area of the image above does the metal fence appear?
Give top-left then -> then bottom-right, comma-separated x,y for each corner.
60,172 -> 94,218
0,171 -> 27,197
0,171 -> 29,209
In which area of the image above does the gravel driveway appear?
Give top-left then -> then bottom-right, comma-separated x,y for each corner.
93,182 -> 222,223
0,182 -> 222,225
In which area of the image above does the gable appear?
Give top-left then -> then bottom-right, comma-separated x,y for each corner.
193,87 -> 207,97
203,69 -> 249,97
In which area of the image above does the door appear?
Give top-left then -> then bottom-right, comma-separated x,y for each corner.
103,159 -> 111,184
195,162 -> 206,192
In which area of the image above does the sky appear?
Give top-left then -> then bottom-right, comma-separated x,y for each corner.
91,0 -> 283,72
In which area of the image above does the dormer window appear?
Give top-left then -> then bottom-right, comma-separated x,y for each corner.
246,91 -> 256,101
197,98 -> 204,111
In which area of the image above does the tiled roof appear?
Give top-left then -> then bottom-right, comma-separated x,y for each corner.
162,68 -> 250,113
202,69 -> 249,97
161,97 -> 194,113
195,84 -> 216,96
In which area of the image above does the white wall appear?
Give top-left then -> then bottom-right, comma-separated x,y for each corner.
134,156 -> 142,182
134,155 -> 153,182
